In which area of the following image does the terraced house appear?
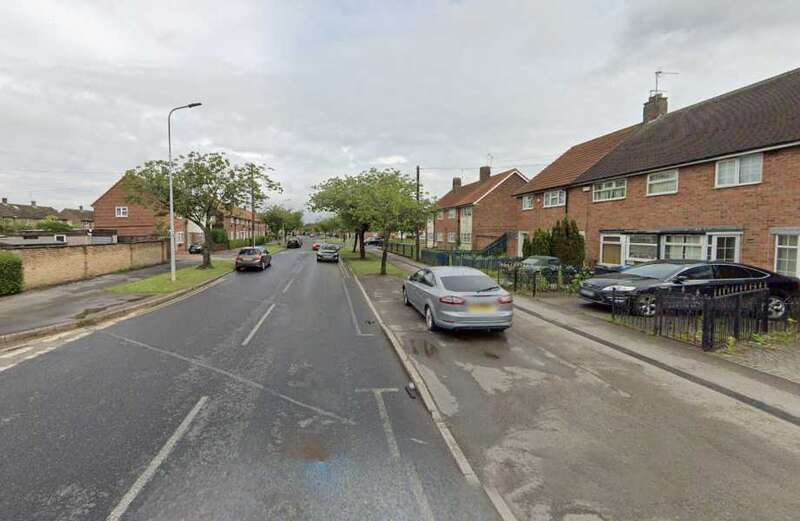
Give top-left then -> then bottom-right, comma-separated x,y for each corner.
433,167 -> 527,251
512,67 -> 800,278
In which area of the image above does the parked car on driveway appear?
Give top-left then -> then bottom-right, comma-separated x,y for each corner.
520,255 -> 560,273
188,243 -> 203,254
316,243 -> 340,262
579,260 -> 799,319
402,266 -> 513,332
286,237 -> 302,248
235,247 -> 272,271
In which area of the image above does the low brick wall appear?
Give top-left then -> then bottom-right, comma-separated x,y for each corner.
6,240 -> 167,290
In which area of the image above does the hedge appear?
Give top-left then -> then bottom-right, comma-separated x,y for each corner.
0,251 -> 23,296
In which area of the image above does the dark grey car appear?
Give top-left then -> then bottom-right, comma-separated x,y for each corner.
402,266 -> 513,332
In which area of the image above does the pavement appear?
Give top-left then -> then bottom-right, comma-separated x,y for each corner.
361,249 -> 800,520
0,243 -> 500,520
0,258 -> 198,338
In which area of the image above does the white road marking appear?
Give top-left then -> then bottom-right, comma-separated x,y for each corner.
106,396 -> 208,521
105,332 -> 353,425
482,485 -> 520,521
342,279 -> 373,337
282,278 -> 295,294
241,303 -> 276,346
357,388 -> 435,521
0,346 -> 34,359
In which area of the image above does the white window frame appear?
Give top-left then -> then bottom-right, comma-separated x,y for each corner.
518,231 -> 529,257
447,208 -> 457,219
543,189 -> 566,208
706,232 -> 742,263
599,234 -> 624,266
646,170 -> 679,196
661,234 -> 705,261
175,231 -> 185,244
625,234 -> 658,264
521,194 -> 534,210
435,232 -> 444,242
460,232 -> 471,244
592,179 -> 627,202
54,234 -> 66,243
461,206 -> 473,217
115,206 -> 128,218
437,211 -> 443,221
774,234 -> 800,277
715,152 -> 763,188
447,231 -> 457,243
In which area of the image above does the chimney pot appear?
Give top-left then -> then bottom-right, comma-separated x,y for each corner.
643,93 -> 668,123
79,205 -> 83,211
452,177 -> 462,190
1,197 -> 6,204
31,200 -> 36,207
479,166 -> 491,182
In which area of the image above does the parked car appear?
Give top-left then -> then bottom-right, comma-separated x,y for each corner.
402,266 -> 513,332
316,243 -> 340,262
579,260 -> 799,319
312,242 -> 321,251
364,237 -> 384,246
520,255 -> 560,272
188,243 -> 203,254
286,237 -> 303,248
235,247 -> 272,271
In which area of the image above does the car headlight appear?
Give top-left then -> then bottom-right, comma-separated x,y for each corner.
601,285 -> 637,292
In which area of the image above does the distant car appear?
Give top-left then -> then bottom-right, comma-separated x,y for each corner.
402,266 -> 513,332
365,237 -> 384,246
520,255 -> 560,272
235,246 -> 272,271
286,237 -> 302,248
316,243 -> 340,262
312,242 -> 321,251
579,260 -> 799,319
188,243 -> 203,254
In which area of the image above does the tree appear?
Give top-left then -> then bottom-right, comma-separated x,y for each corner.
551,216 -> 585,267
261,205 -> 291,240
530,229 -> 553,256
123,151 -> 281,269
38,216 -> 74,233
308,176 -> 371,258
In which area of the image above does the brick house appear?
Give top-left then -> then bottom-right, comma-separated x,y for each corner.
58,206 -> 94,230
512,67 -> 800,278
433,167 -> 528,251
0,198 -> 66,228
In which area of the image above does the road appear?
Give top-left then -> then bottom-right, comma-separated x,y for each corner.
0,243 -> 499,520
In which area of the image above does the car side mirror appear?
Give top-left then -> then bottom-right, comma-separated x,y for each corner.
674,275 -> 688,283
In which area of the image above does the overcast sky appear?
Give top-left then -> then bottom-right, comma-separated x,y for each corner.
1,0 -> 799,218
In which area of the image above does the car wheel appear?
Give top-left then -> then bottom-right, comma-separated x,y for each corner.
767,295 -> 789,320
425,306 -> 439,331
635,294 -> 657,317
402,287 -> 410,306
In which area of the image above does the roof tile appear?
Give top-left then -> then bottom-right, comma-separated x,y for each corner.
437,169 -> 523,208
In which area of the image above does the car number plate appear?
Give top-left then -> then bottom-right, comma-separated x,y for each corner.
468,304 -> 497,313
580,288 -> 595,297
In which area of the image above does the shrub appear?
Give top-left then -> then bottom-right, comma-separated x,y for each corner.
551,217 -> 585,267
0,251 -> 23,296
210,228 -> 228,245
255,235 -> 267,245
530,229 -> 553,256
228,238 -> 251,249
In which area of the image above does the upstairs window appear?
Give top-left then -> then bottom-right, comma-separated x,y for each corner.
447,208 -> 457,219
592,179 -> 627,202
647,170 -> 678,196
715,153 -> 763,187
115,206 -> 128,218
521,194 -> 534,210
543,189 -> 566,208
461,206 -> 473,217
436,211 -> 443,220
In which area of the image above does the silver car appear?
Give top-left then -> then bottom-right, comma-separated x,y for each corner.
402,266 -> 513,332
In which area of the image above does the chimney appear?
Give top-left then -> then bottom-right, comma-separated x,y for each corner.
31,200 -> 36,207
643,93 -> 668,123
79,205 -> 83,211
479,165 -> 491,182
1,197 -> 6,204
452,177 -> 462,190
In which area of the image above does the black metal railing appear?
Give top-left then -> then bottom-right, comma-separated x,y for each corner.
610,283 -> 798,350
496,261 -> 591,297
385,241 -> 417,259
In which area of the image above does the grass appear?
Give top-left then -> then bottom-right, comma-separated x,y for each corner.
107,260 -> 234,295
341,248 -> 406,278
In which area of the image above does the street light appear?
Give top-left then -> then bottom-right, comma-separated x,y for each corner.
167,102 -> 202,282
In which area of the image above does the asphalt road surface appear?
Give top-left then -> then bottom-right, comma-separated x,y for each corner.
0,243 -> 499,521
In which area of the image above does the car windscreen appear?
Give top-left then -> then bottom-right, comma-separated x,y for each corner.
239,248 -> 259,255
440,275 -> 498,292
620,263 -> 684,280
523,258 -> 548,266
320,245 -> 337,251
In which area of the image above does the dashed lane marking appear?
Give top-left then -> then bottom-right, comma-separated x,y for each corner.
241,303 -> 276,346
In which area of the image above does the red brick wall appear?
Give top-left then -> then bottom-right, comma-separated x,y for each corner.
432,209 -> 459,249
472,174 -> 527,250
562,146 -> 800,271
507,188 -> 570,255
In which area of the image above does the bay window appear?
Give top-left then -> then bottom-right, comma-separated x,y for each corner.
627,234 -> 658,263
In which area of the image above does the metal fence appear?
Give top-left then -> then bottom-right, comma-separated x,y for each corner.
385,241 -> 418,259
496,261 -> 591,297
610,283 -> 798,351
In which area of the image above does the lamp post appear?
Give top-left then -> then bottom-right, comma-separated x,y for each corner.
167,102 -> 202,282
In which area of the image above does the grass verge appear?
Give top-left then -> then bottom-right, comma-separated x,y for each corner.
341,248 -> 406,278
106,261 -> 234,295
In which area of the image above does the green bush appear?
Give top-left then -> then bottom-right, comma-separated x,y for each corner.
0,251 -> 23,296
210,228 -> 228,245
229,238 -> 251,249
551,217 -> 585,267
530,229 -> 553,256
255,235 -> 267,245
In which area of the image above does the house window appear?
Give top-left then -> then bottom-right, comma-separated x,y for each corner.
447,208 -> 456,219
543,189 -> 566,208
775,234 -> 799,277
460,232 -> 471,244
627,234 -> 658,263
175,231 -> 185,244
521,194 -> 534,210
715,153 -> 763,188
54,234 -> 66,243
600,235 -> 622,265
435,232 -> 444,242
647,170 -> 678,196
663,234 -> 704,260
592,179 -> 627,202
447,232 -> 457,243
437,211 -> 443,221
461,206 -> 472,217
707,234 -> 740,262
115,206 -> 128,218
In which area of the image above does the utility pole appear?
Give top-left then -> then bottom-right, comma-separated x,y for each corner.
415,165 -> 421,261
251,171 -> 256,248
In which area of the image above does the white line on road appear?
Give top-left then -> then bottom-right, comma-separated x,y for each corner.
0,346 -> 34,359
241,303 -> 276,346
106,396 -> 208,521
105,332 -> 354,425
342,279 -> 373,336
357,388 -> 435,521
282,278 -> 295,294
